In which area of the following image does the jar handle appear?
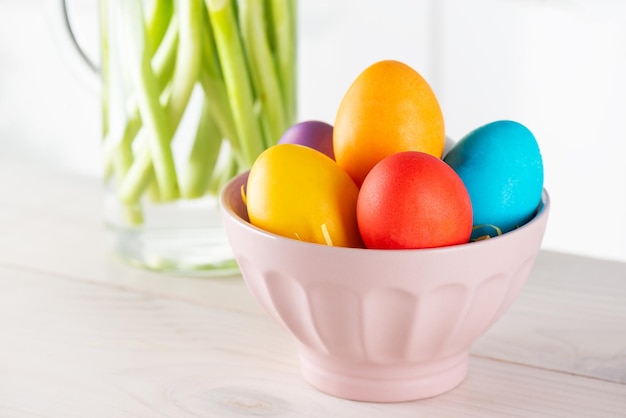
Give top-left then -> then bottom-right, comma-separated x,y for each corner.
60,0 -> 100,74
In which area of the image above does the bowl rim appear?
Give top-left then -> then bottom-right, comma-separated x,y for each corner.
220,170 -> 550,256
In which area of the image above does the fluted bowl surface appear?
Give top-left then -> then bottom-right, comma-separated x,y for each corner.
220,171 -> 550,402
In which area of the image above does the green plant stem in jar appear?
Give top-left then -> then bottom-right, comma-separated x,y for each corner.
99,0 -> 297,273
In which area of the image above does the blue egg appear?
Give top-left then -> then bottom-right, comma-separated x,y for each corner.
443,120 -> 544,240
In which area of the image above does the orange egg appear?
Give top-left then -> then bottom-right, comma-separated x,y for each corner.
333,60 -> 445,186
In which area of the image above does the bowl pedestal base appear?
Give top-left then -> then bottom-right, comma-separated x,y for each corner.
298,348 -> 469,402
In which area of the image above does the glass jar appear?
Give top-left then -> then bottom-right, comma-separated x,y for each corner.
98,0 -> 297,274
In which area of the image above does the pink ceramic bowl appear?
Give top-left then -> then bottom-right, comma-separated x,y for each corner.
220,171 -> 550,403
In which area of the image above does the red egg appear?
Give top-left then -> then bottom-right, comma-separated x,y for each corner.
357,151 -> 472,249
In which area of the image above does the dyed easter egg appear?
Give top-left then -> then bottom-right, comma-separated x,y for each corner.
246,144 -> 363,248
357,151 -> 472,249
278,120 -> 335,160
444,120 -> 544,240
333,60 -> 445,186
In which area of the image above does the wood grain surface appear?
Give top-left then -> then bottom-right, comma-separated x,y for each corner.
1,158 -> 625,417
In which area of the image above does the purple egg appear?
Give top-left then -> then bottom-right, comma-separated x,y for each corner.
278,120 -> 335,160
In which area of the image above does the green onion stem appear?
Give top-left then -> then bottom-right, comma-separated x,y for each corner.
238,0 -> 287,148
145,0 -> 174,55
102,19 -> 179,180
268,0 -> 297,125
205,0 -> 265,167
119,0 -> 178,201
197,8 -> 241,166
118,0 -> 203,204
104,0 -> 297,225
181,98 -> 223,198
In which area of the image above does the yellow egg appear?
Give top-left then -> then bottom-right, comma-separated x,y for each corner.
246,144 -> 363,248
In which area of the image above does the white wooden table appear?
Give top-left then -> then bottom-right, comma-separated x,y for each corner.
1,157 -> 625,417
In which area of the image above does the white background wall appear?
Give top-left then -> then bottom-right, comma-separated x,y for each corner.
1,0 -> 625,263
433,0 -> 626,263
